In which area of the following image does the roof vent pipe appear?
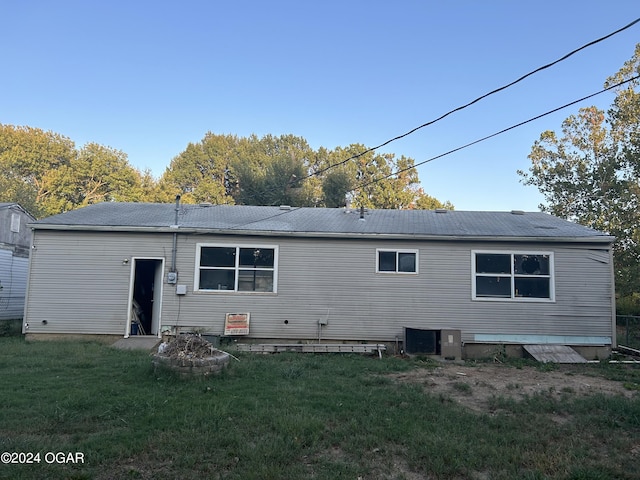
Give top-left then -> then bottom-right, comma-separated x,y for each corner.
171,195 -> 181,273
359,206 -> 365,220
174,195 -> 181,225
345,197 -> 352,212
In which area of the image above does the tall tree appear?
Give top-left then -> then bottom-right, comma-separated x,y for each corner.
519,43 -> 640,296
322,169 -> 353,207
161,133 -> 453,210
0,125 -> 76,217
232,134 -> 312,206
321,145 -> 450,210
42,143 -> 149,215
413,190 -> 454,210
0,174 -> 40,217
0,124 -> 154,217
159,133 -> 237,205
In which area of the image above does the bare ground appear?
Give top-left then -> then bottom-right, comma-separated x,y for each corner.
388,361 -> 638,413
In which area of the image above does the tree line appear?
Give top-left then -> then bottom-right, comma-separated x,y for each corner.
0,128 -> 452,219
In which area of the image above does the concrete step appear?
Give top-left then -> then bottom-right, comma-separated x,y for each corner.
112,336 -> 161,351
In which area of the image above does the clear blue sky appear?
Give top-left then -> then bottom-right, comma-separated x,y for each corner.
1,1 -> 638,211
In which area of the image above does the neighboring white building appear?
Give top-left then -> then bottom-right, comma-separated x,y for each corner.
23,202 -> 616,359
0,203 -> 35,320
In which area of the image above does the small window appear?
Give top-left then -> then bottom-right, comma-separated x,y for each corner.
195,244 -> 278,293
376,249 -> 418,274
10,214 -> 20,233
472,251 -> 554,301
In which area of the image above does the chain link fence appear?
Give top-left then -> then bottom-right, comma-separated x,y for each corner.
617,315 -> 640,350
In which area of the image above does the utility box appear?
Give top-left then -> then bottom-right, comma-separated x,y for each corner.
404,327 -> 462,359
404,327 -> 439,355
440,329 -> 462,360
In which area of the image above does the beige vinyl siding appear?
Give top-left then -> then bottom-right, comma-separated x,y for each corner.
170,236 -> 613,343
24,230 -> 614,343
24,231 -> 172,334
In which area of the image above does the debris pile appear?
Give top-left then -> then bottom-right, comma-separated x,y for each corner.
158,334 -> 219,359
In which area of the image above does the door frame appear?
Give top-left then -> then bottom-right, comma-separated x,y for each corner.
125,257 -> 165,338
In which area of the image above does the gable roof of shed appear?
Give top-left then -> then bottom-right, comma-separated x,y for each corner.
31,202 -> 613,243
0,203 -> 36,220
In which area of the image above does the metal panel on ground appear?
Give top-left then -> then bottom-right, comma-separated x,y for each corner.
523,344 -> 588,363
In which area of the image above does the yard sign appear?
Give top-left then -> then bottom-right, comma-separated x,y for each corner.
224,313 -> 250,335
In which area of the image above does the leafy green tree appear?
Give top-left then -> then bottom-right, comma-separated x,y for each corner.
0,125 -> 76,216
323,145 -> 443,210
413,190 -> 454,210
322,169 -> 353,207
232,135 -> 310,206
159,133 -> 237,205
137,168 -> 173,203
0,174 -> 40,217
0,125 -> 154,217
519,43 -> 640,296
42,143 -> 148,215
162,133 -> 454,210
1,123 -> 454,217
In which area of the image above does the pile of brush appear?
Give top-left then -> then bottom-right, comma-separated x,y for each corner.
158,334 -> 219,359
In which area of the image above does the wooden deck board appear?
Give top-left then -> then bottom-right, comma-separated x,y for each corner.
235,343 -> 386,356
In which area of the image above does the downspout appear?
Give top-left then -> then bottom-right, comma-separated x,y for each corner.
22,228 -> 36,335
609,244 -> 617,349
171,195 -> 181,273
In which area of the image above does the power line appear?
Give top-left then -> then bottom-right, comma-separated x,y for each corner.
226,75 -> 638,230
293,17 -> 640,185
227,20 -> 640,230
355,74 -> 640,192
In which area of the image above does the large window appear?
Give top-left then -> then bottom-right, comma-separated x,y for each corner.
195,244 -> 278,293
376,249 -> 418,274
472,251 -> 554,301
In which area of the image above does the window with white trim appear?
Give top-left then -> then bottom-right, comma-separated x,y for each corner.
472,251 -> 554,301
195,244 -> 278,293
376,249 -> 418,274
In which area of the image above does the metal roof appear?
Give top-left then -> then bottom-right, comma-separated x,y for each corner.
31,202 -> 613,242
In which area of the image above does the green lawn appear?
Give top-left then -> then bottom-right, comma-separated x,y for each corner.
0,337 -> 639,480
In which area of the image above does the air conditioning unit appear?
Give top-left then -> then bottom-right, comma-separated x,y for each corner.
404,328 -> 462,359
404,327 -> 439,355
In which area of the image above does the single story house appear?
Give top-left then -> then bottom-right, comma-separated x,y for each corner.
0,203 -> 35,321
23,201 -> 616,359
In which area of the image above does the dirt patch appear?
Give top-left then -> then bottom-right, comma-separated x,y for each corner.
389,362 -> 637,413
